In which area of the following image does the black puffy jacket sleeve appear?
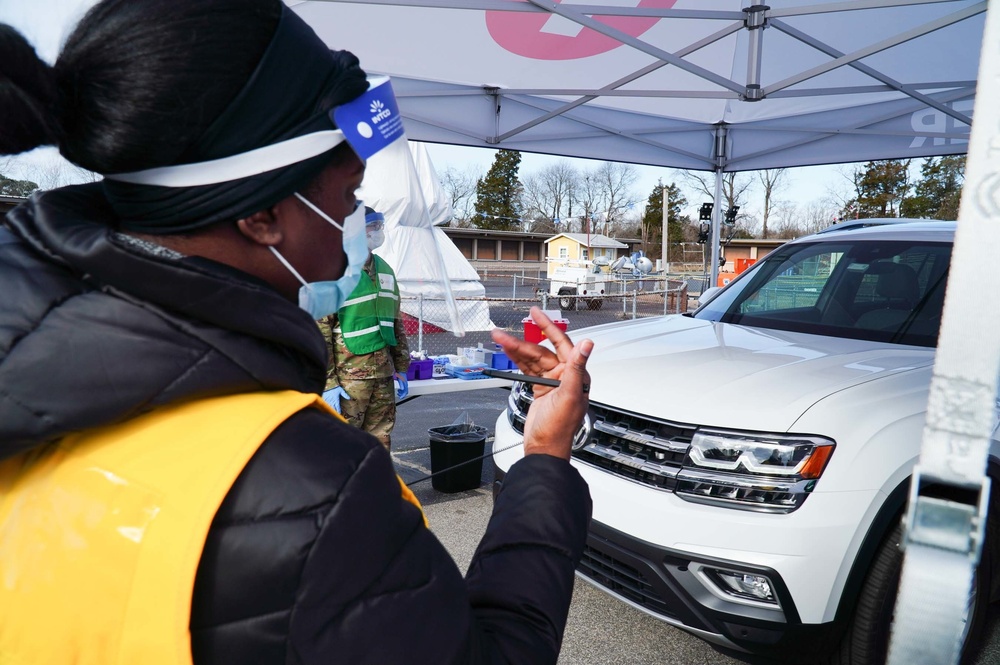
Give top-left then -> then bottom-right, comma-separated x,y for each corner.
190,408 -> 591,665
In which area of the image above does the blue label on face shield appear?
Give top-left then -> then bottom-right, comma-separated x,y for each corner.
333,77 -> 405,160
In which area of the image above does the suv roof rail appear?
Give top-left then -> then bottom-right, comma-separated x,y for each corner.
815,218 -> 934,235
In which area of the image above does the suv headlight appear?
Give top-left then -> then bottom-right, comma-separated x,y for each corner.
677,430 -> 834,513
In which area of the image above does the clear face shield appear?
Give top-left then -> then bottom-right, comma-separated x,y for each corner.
340,77 -> 468,340
105,76 -> 466,340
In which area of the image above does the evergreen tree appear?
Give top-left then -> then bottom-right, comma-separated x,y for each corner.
473,149 -> 523,231
842,159 -> 910,219
900,155 -> 965,220
641,181 -> 687,262
0,174 -> 38,197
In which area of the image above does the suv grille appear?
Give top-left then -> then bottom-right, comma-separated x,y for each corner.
573,403 -> 695,492
509,385 -> 695,493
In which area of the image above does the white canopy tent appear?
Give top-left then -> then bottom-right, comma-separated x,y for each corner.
291,0 -> 983,284
359,141 -> 495,333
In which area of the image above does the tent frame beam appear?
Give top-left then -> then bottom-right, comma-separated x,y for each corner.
332,0 -> 982,155
307,0 -> 966,18
764,2 -> 986,96
495,20 -> 743,143
296,0 -> 981,172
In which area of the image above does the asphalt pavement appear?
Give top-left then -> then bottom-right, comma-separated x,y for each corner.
393,389 -> 1000,665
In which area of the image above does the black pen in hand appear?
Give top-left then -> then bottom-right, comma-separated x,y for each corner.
483,368 -> 561,388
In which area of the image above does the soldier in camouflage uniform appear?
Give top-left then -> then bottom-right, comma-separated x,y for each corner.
318,207 -> 409,449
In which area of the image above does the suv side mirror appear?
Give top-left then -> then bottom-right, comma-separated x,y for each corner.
698,286 -> 722,307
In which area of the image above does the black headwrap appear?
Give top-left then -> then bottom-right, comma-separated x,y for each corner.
102,5 -> 368,233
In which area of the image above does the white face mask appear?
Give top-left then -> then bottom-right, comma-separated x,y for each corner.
367,228 -> 385,251
269,195 -> 368,319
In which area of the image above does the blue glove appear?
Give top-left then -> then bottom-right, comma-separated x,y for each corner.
322,386 -> 350,414
394,372 -> 409,400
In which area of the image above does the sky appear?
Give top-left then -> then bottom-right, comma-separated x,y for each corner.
422,142 -> 860,226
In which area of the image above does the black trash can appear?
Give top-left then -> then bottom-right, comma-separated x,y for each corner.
428,424 -> 488,493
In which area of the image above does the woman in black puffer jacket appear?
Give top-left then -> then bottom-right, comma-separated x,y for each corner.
0,2 -> 593,663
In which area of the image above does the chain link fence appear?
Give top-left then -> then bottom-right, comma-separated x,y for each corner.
402,270 -> 702,356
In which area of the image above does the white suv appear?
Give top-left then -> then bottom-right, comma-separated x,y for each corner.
492,220 -> 1000,664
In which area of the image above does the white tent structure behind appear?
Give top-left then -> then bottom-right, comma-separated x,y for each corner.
293,0 -> 983,284
359,141 -> 495,333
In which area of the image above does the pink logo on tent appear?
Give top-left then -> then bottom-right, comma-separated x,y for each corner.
487,0 -> 677,60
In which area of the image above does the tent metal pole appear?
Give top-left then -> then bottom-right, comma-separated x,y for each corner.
710,169 -> 723,289
661,186 -> 669,275
745,0 -> 767,101
710,125 -> 727,288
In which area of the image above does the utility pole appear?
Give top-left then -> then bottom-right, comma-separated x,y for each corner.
661,187 -> 668,273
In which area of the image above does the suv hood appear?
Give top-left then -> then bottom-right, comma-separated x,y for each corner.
582,315 -> 934,432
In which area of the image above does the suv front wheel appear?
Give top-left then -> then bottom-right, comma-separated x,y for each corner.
830,490 -> 1000,665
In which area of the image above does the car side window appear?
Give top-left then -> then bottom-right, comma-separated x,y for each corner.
698,238 -> 951,348
737,249 -> 845,317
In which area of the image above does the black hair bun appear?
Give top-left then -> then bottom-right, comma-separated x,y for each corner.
0,24 -> 61,155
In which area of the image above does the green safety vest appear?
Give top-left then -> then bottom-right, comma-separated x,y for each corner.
339,255 -> 400,355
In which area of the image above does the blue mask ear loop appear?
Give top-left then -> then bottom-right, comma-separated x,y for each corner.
268,245 -> 309,288
267,194 -> 360,287
294,192 -> 352,231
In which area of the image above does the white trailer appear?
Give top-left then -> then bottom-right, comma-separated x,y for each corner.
547,265 -> 606,310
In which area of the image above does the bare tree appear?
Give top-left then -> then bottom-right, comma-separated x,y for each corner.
439,165 -> 480,225
801,200 -> 839,234
679,169 -> 753,214
768,203 -> 805,239
756,168 -> 787,238
69,163 -> 101,184
608,209 -> 642,239
521,161 -> 579,230
570,173 -> 602,234
591,161 -> 640,235
825,165 -> 859,220
766,200 -> 839,239
528,214 -> 559,235
736,212 -> 762,238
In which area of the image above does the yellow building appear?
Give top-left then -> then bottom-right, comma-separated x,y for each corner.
543,233 -> 630,277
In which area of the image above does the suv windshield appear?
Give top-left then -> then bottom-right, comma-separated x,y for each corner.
694,239 -> 951,348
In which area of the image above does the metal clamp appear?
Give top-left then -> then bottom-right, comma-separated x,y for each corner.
903,465 -> 991,561
742,4 -> 770,30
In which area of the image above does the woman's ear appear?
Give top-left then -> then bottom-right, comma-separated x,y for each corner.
236,208 -> 282,247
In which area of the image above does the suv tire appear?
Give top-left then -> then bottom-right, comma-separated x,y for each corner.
831,491 -> 999,665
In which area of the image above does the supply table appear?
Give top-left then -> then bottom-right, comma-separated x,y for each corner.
397,375 -> 514,405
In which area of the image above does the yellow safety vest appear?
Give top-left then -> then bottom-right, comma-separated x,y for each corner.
0,390 -> 424,665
